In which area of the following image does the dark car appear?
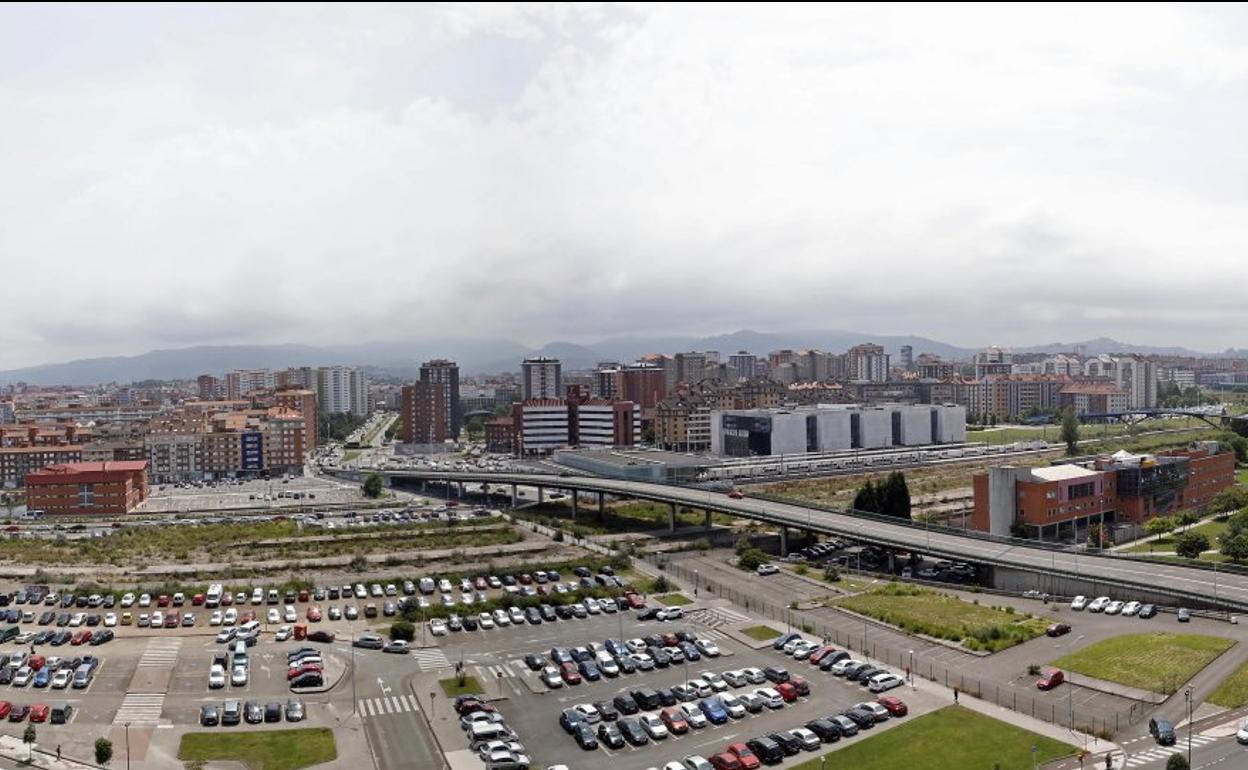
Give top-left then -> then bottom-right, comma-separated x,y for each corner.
573,722 -> 598,750
772,632 -> 801,650
768,731 -> 803,756
763,666 -> 790,683
90,629 -> 114,646
842,707 -> 877,729
1045,623 -> 1071,637
37,612 -> 54,626
613,693 -> 639,715
617,655 -> 637,675
200,704 -> 219,726
244,701 -> 263,724
636,608 -> 661,621
618,717 -> 649,746
1139,604 -> 1157,619
524,654 -> 545,671
578,661 -> 601,682
290,672 -> 323,689
805,718 -> 841,743
631,687 -> 661,710
462,615 -> 478,631
594,699 -> 618,721
539,605 -> 558,622
851,665 -> 881,683
597,721 -> 625,749
1150,717 -> 1177,745
649,646 -> 671,668
264,702 -> 282,723
524,607 -> 542,625
555,605 -> 574,620
306,630 -> 335,643
819,650 -> 851,671
747,737 -> 784,766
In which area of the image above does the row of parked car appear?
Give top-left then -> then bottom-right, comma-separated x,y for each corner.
768,633 -> 904,693
431,592 -> 654,637
16,628 -> 113,648
0,701 -> 73,725
531,631 -> 720,688
199,697 -> 305,726
456,694 -> 530,770
0,653 -> 98,691
1070,595 -> 1166,618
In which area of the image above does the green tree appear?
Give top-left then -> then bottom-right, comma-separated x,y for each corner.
95,737 -> 113,765
1144,516 -> 1176,538
853,480 -> 881,514
1167,753 -> 1190,770
1060,408 -> 1080,456
389,620 -> 415,642
1210,487 -> 1248,514
362,473 -> 384,499
22,724 -> 34,761
736,548 -> 767,571
1174,531 -> 1210,559
1216,431 -> 1248,464
1221,510 -> 1248,562
879,472 -> 912,519
1086,523 -> 1111,549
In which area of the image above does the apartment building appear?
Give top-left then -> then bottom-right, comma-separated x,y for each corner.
520,357 -> 563,401
655,394 -> 712,452
25,461 -> 149,515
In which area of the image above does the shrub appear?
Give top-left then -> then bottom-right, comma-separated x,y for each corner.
95,738 -> 113,765
390,621 -> 415,642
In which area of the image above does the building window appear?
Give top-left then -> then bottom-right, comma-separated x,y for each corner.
78,483 -> 94,508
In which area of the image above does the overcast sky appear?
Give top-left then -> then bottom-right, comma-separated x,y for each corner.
4,3 -> 1248,369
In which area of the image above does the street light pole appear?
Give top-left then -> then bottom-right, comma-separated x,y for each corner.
1186,688 -> 1193,768
125,722 -> 131,770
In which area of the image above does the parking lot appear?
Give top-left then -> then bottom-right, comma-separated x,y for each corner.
429,599 -> 950,770
142,474 -> 368,513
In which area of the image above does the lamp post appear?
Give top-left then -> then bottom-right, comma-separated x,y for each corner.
694,570 -> 699,598
1185,687 -> 1193,768
908,649 -> 914,686
125,722 -> 131,770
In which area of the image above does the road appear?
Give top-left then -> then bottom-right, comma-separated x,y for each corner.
354,469 -> 1248,611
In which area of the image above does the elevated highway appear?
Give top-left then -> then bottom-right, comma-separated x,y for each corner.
338,467 -> 1242,612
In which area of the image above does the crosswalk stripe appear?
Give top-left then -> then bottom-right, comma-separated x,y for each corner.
404,695 -> 418,711
358,696 -> 421,718
361,699 -> 371,717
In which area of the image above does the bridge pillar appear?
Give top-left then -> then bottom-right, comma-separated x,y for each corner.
705,509 -> 712,530
779,526 -> 789,557
511,484 -> 518,508
481,483 -> 489,501
571,492 -> 579,521
537,487 -> 544,504
598,492 -> 605,517
457,481 -> 465,498
420,481 -> 427,494
669,502 -> 678,532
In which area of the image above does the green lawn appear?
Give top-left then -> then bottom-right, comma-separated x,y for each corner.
786,706 -> 1073,770
741,625 -> 782,641
1053,633 -> 1235,694
1124,519 -> 1228,554
1209,659 -> 1248,708
440,675 -> 484,697
836,582 -> 1049,652
178,728 -> 336,770
655,593 -> 692,606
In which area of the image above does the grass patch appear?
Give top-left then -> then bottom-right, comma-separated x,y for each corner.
342,449 -> 361,462
786,706 -> 1072,770
655,593 -> 692,606
836,582 -> 1049,652
440,676 -> 484,697
1054,633 -> 1235,694
1210,659 -> 1248,708
740,625 -> 782,641
513,500 -> 733,535
178,728 -> 336,770
1124,519 -> 1228,554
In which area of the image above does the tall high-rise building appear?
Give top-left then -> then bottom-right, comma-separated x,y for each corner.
420,359 -> 461,439
729,352 -> 756,381
618,363 -> 667,409
275,389 -> 319,449
847,344 -> 890,383
401,382 -> 447,443
316,366 -> 369,417
900,345 -> 914,372
197,375 -> 221,400
520,357 -> 562,401
674,352 -> 707,386
225,369 -> 275,400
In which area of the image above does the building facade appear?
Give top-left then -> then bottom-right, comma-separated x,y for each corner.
709,403 -> 966,457
419,360 -> 461,440
25,461 -> 150,515
520,357 -> 563,401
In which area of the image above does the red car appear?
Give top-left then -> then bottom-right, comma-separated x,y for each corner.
8,705 -> 29,722
29,704 -> 48,723
876,695 -> 908,717
0,701 -> 14,719
726,743 -> 761,770
662,632 -> 680,647
220,593 -> 233,606
298,590 -> 310,603
157,595 -> 170,607
1036,668 -> 1064,691
728,491 -> 744,499
306,606 -> 322,622
26,656 -> 45,672
661,707 -> 689,734
70,631 -> 92,646
560,662 -> 582,685
288,664 -> 323,680
709,753 -> 743,770
789,676 -> 810,697
775,682 -> 798,702
164,613 -> 178,628
240,611 -> 256,624
519,574 -> 533,585
474,577 -> 488,591
192,594 -> 205,606
809,645 -> 837,665
625,592 -> 645,610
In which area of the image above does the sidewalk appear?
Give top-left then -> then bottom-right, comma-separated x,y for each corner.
0,735 -> 102,770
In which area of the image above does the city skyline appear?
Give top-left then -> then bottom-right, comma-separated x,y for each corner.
6,5 -> 1248,368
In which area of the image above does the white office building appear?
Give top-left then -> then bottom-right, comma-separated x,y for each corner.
709,403 -> 966,457
317,366 -> 370,417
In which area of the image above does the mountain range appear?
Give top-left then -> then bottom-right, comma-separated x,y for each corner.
0,331 -> 1227,386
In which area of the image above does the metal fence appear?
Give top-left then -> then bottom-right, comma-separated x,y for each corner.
652,554 -> 1147,738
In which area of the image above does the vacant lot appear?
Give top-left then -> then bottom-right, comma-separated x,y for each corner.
440,675 -> 484,697
1053,633 -> 1235,694
514,500 -> 735,535
1124,519 -> 1228,554
178,728 -> 337,770
655,593 -> 692,606
787,706 -> 1073,770
741,624 -> 782,641
836,583 -> 1050,652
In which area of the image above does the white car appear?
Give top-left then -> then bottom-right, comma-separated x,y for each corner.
223,608 -> 238,625
1237,721 -> 1248,745
856,701 -> 892,721
755,687 -> 784,708
1087,596 -> 1111,613
684,757 -> 714,770
1122,601 -> 1142,616
723,670 -> 748,687
868,673 -> 904,693
138,594 -> 152,608
696,639 -> 720,657
718,693 -> 746,719
51,669 -> 72,689
540,666 -> 563,688
757,564 -> 779,576
437,579 -> 452,594
231,665 -> 248,686
268,608 -> 280,624
792,641 -> 818,660
284,605 -> 297,623
789,727 -> 822,751
1070,595 -> 1088,611
120,593 -> 135,608
1104,600 -> 1125,615
275,626 -> 293,642
686,677 -> 713,698
69,613 -> 86,627
508,607 -> 525,625
639,712 -> 669,739
209,611 -> 223,626
208,665 -> 226,689
572,703 -> 600,724
831,658 -> 862,676
741,667 -> 767,684
493,608 -> 510,627
12,667 -> 32,687
583,598 -> 601,615
477,613 -> 495,630
679,703 -> 709,728
782,637 -> 806,654
216,626 -> 236,644
626,638 -> 648,654
703,672 -> 729,692
103,613 -> 117,627
429,619 -> 448,636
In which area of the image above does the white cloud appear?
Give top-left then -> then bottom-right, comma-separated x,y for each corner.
3,3 -> 1248,369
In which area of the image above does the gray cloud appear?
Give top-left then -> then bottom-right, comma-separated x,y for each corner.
4,4 -> 1248,369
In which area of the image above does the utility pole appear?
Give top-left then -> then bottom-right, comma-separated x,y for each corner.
1186,688 -> 1193,769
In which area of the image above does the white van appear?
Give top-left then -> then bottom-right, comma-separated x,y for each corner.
419,578 -> 435,595
468,721 -> 514,744
239,620 -> 261,639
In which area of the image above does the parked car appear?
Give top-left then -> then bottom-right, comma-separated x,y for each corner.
1036,668 -> 1065,691
1045,623 -> 1071,637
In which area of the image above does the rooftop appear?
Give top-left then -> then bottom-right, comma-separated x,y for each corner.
1031,465 -> 1101,482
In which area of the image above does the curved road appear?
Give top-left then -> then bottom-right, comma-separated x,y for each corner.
351,468 -> 1243,611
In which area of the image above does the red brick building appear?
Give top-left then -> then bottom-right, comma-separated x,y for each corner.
972,442 -> 1235,540
25,461 -> 150,515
